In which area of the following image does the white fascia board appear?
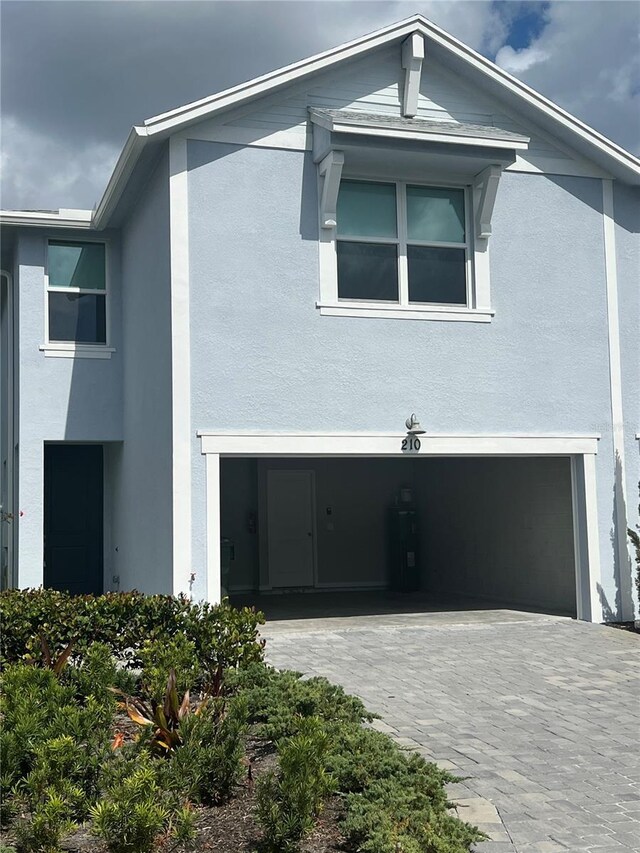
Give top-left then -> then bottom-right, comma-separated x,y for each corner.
327,122 -> 530,150
0,209 -> 93,228
198,432 -> 600,458
92,127 -> 149,230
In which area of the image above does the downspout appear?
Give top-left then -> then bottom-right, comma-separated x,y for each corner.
0,269 -> 17,588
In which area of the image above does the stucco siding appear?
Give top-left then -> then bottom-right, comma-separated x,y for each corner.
15,229 -> 122,587
186,140 -> 619,609
112,148 -> 173,594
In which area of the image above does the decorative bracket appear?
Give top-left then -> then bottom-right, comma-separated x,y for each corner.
473,165 -> 503,240
401,33 -> 425,117
318,150 -> 344,229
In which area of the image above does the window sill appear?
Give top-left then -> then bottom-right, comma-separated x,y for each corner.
316,302 -> 495,323
39,344 -> 115,359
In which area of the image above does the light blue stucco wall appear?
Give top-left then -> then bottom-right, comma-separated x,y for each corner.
614,182 -> 640,618
186,140 -> 627,613
15,228 -> 122,587
110,147 -> 173,595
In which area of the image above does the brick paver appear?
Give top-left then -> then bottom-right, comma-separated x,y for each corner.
264,614 -> 640,852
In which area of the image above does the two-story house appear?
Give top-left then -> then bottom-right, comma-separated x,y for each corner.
1,15 -> 638,622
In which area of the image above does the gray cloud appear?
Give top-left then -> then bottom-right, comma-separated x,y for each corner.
0,1 -> 636,211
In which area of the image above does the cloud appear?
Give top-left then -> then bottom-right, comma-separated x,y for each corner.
493,1 -> 640,153
0,1 -> 637,211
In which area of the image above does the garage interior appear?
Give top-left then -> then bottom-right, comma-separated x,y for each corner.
223,456 -> 577,619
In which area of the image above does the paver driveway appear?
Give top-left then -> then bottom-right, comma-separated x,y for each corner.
264,611 -> 640,853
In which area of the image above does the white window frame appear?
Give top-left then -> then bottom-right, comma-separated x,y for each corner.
40,236 -> 115,359
318,175 -> 494,323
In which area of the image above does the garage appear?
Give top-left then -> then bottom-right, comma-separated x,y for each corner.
217,454 -> 576,618
200,432 -> 600,621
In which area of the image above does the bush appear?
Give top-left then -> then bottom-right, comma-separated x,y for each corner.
0,664 -> 115,836
168,695 -> 248,805
256,716 -> 335,852
140,635 -> 198,703
0,589 -> 265,674
90,755 -> 195,853
229,663 -> 371,741
13,791 -> 76,853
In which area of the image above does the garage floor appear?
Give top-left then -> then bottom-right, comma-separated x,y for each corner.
264,611 -> 640,852
230,590 -> 575,625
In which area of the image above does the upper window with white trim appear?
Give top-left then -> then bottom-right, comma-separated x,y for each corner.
311,105 -> 530,323
336,179 -> 469,306
46,240 -> 107,345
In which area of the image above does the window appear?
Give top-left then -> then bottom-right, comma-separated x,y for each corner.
336,180 -> 469,307
43,240 -> 112,356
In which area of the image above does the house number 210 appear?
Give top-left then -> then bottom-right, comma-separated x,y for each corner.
401,437 -> 421,451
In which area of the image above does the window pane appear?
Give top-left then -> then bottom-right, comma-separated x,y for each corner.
406,186 -> 465,243
337,181 -> 397,238
408,246 -> 467,305
49,293 -> 106,343
337,241 -> 398,301
49,241 -> 106,290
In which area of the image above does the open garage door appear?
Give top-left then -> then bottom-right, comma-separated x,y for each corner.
219,455 -> 577,618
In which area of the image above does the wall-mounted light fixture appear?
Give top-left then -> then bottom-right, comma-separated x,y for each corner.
405,413 -> 425,435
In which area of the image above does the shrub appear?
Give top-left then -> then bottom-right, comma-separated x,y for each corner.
0,589 -> 265,674
229,663 -> 371,741
256,716 -> 335,852
140,635 -> 198,703
90,757 -> 194,853
0,664 -> 114,833
168,695 -> 248,805
13,791 -> 76,853
342,776 -> 485,853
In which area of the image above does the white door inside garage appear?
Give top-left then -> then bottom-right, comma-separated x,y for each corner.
267,469 -> 315,588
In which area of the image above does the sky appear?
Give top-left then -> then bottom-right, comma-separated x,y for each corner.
1,0 -> 639,212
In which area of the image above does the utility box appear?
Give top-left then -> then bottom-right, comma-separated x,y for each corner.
220,538 -> 234,599
388,507 -> 420,592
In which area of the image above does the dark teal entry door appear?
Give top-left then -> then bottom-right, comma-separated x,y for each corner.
44,445 -> 104,595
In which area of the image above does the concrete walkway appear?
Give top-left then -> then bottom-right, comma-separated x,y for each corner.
263,610 -> 640,853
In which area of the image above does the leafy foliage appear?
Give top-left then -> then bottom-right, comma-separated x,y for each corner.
12,790 -> 76,853
115,669 -> 194,754
90,755 -> 195,853
256,716 -> 335,852
168,695 -> 248,805
229,663 -> 372,741
139,634 -> 198,703
0,589 -> 265,674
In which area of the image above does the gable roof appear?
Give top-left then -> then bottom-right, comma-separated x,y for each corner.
3,14 -> 640,230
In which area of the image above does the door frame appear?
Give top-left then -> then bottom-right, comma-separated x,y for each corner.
199,431 -> 602,620
261,467 -> 318,591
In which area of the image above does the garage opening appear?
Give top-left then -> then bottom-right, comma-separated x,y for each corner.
221,455 -> 577,619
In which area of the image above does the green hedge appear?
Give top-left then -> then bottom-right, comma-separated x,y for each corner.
0,589 -> 265,672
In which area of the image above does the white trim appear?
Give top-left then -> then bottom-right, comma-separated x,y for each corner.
169,136 -> 192,596
39,344 -> 115,359
602,178 -> 633,620
317,304 -> 493,322
314,120 -> 530,151
93,128 -> 148,231
205,453 -> 221,605
582,454 -> 603,622
473,166 -> 502,240
199,431 -> 602,618
199,432 -> 600,458
318,151 -> 344,228
44,236 -> 111,350
0,209 -> 92,228
401,33 -> 425,117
